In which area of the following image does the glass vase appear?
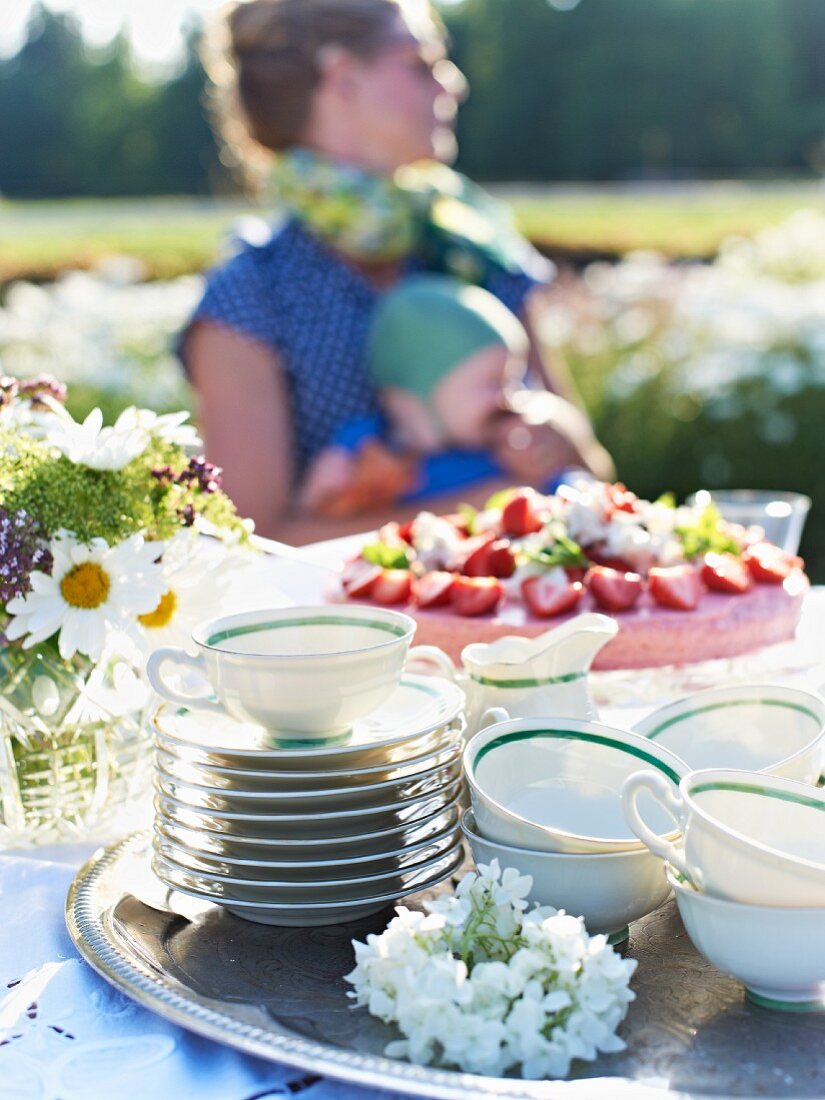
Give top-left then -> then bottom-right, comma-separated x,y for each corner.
0,642 -> 154,848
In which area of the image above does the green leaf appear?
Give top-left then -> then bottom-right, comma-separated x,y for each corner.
457,502 -> 478,535
656,492 -> 676,509
483,488 -> 520,512
676,503 -> 741,559
361,541 -> 411,570
524,534 -> 587,570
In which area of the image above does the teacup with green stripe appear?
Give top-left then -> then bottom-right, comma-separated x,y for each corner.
146,606 -> 417,741
667,862 -> 825,1012
463,716 -> 688,854
633,683 -> 825,782
623,767 -> 825,907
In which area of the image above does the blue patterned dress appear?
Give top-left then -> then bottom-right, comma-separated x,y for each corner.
181,217 -> 549,488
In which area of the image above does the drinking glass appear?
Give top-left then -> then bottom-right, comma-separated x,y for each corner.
688,490 -> 811,555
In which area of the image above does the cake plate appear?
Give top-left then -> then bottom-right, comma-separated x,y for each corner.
67,831 -> 825,1100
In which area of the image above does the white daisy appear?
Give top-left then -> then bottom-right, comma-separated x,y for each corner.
135,531 -> 241,653
114,406 -> 202,451
45,407 -> 149,470
6,531 -> 166,660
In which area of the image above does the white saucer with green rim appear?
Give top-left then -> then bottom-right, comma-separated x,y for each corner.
150,841 -> 465,927
153,816 -> 460,881
153,779 -> 464,840
152,673 -> 465,764
154,796 -> 461,856
154,730 -> 466,800
668,864 -> 825,1013
633,683 -> 825,782
464,716 -> 688,854
154,720 -> 461,778
151,835 -> 464,901
153,753 -> 463,814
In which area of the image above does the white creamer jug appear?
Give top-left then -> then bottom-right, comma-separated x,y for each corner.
408,613 -> 618,735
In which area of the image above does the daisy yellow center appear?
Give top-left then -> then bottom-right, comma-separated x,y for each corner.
139,590 -> 178,629
60,562 -> 111,609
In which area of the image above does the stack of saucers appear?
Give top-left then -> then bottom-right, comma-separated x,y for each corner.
151,673 -> 466,925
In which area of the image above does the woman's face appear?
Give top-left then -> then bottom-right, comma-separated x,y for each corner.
347,14 -> 467,171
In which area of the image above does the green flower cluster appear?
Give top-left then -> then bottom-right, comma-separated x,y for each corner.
0,428 -> 247,546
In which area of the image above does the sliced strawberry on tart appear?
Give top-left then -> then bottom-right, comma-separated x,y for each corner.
334,481 -> 808,669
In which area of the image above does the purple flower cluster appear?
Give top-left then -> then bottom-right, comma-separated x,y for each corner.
0,374 -> 68,413
179,456 -> 223,495
149,457 -> 222,528
151,457 -> 222,495
19,375 -> 68,409
150,464 -> 176,487
0,508 -> 52,605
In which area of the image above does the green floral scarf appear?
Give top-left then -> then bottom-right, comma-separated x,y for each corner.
270,148 -> 547,285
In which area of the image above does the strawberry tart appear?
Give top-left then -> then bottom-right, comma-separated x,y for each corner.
335,481 -> 809,670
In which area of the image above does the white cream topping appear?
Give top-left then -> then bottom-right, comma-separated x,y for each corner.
411,511 -> 464,571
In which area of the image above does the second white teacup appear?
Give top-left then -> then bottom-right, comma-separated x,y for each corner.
146,606 -> 417,740
464,714 -> 688,854
632,683 -> 825,782
623,767 -> 825,907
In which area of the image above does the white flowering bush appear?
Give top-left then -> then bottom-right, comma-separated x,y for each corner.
0,260 -> 201,420
541,209 -> 825,578
346,860 -> 636,1079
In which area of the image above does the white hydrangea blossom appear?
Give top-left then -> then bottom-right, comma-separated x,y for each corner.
346,860 -> 637,1080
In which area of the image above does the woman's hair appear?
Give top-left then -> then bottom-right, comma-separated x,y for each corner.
204,0 -> 441,184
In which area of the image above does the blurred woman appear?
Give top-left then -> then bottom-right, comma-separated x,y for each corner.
182,0 -> 612,540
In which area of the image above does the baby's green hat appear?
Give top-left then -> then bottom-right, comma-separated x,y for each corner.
368,274 -> 528,400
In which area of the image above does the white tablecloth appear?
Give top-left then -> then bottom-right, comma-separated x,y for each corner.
0,854 -> 403,1100
2,543 -> 823,1100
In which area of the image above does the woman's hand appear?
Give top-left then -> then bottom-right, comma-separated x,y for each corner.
491,392 -> 615,485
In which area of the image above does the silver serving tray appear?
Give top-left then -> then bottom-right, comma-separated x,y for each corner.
66,832 -> 825,1100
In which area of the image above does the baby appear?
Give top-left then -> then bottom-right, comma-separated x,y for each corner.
299,275 -> 593,518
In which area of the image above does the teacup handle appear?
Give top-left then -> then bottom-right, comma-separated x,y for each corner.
478,706 -> 511,729
621,769 -> 691,879
146,647 -> 225,715
406,645 -> 457,680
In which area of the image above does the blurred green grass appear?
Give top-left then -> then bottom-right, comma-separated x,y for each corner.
512,182 -> 825,258
3,182 -> 823,282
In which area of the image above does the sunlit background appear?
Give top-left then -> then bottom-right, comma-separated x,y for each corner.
2,0 -> 223,71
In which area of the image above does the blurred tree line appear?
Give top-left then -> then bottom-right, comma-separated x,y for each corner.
1,0 -> 823,198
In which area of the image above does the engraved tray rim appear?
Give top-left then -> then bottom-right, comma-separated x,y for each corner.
66,831 -> 728,1100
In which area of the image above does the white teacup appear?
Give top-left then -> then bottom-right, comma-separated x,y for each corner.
632,683 -> 825,783
146,606 -> 417,740
623,767 -> 825,907
667,864 -> 825,1011
462,809 -> 670,943
463,715 -> 688,854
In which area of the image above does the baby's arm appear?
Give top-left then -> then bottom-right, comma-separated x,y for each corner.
298,446 -> 360,516
299,439 -> 419,519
